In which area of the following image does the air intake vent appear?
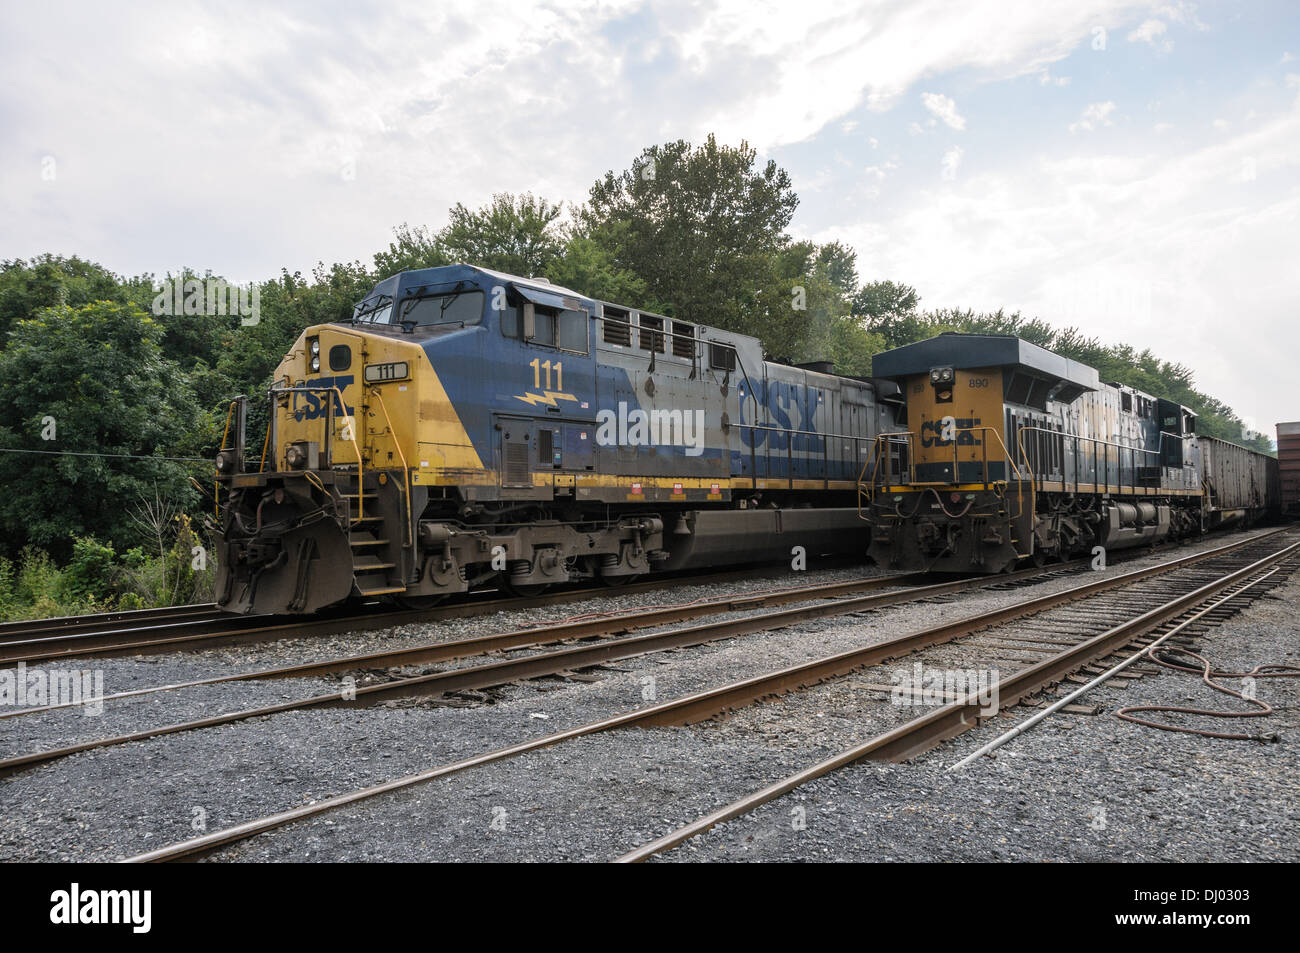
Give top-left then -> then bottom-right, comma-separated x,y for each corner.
504,440 -> 531,487
672,321 -> 695,358
603,307 -> 632,346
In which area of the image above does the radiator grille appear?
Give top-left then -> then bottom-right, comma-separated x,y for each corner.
504,440 -> 531,486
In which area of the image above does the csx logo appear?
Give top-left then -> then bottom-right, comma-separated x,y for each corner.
293,376 -> 355,421
738,379 -> 825,452
920,417 -> 982,447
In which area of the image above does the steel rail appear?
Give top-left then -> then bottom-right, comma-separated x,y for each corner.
613,537 -> 1299,862
946,567 -> 1285,768
6,559 -> 1105,720
121,529 -> 1292,862
0,603 -> 220,639
0,560 -> 858,665
2,567 -> 952,718
0,562 -> 1081,771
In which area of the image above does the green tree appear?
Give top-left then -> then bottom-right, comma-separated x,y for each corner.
373,224 -> 450,277
0,301 -> 203,557
583,135 -> 800,343
0,255 -> 147,346
815,241 -> 859,297
850,280 -> 923,349
544,233 -> 649,304
438,193 -> 564,277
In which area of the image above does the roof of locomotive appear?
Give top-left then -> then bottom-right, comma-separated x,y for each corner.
353,263 -> 768,351
871,332 -> 1100,394
357,263 -> 590,310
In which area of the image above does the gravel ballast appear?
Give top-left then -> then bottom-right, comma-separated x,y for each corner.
0,529 -> 1293,862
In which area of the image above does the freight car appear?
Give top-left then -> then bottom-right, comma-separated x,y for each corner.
212,264 -> 901,614
1278,422 -> 1300,517
1200,435 -> 1280,527
859,332 -> 1279,573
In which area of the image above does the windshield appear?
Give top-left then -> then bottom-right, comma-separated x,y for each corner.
391,290 -> 485,327
352,294 -> 392,324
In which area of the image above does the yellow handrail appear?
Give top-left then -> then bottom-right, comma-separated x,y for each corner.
326,385 -> 365,525
858,426 -> 1033,520
215,399 -> 238,519
367,387 -> 413,551
258,423 -> 270,473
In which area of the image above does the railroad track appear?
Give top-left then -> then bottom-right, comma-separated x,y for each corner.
0,602 -> 226,641
616,532 -> 1299,861
0,560 -> 872,665
0,532 -> 1234,665
0,560 -> 1082,769
114,526 -> 1295,862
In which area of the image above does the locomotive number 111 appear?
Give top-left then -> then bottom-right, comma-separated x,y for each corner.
530,359 -> 563,390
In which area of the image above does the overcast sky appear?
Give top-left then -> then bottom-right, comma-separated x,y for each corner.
2,0 -> 1296,435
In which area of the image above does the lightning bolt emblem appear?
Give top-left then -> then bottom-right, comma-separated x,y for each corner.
514,391 -> 579,408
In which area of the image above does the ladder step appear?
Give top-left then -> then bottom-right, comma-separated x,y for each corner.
350,538 -> 390,547
356,585 -> 407,597
354,560 -> 396,571
350,515 -> 384,523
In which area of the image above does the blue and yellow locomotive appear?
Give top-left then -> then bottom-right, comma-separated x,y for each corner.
213,264 -> 899,613
859,332 -> 1279,572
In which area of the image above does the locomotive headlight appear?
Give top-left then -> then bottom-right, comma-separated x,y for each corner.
308,337 -> 320,371
941,368 -> 953,382
286,445 -> 306,469
310,338 -> 320,355
310,355 -> 320,372
930,369 -> 941,383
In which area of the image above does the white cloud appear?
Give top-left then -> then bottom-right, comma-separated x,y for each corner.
1070,101 -> 1117,133
0,0 -> 1164,282
940,146 -> 964,180
921,92 -> 966,130
830,88 -> 1300,431
1127,18 -> 1172,51
1155,1 -> 1209,31
1039,70 -> 1071,86
864,160 -> 899,180
1229,156 -> 1257,183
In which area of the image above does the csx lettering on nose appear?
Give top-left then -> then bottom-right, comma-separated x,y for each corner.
292,375 -> 355,420
920,417 -> 982,447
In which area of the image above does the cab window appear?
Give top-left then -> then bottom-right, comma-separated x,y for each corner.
533,307 -> 556,347
558,309 -> 587,353
386,290 -> 484,327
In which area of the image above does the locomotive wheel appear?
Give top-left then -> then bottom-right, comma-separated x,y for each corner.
392,593 -> 449,611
